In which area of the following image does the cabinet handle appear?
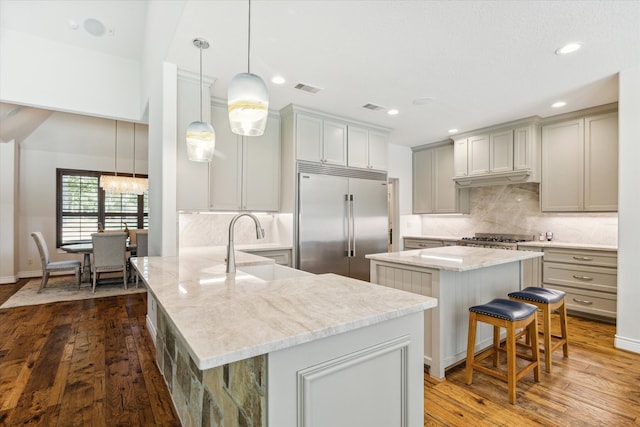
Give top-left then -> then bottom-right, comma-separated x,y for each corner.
573,298 -> 593,305
572,274 -> 593,281
573,256 -> 594,261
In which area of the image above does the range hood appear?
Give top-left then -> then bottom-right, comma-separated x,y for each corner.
453,170 -> 534,188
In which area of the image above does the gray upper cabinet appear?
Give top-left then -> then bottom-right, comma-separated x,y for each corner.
296,114 -> 347,166
209,103 -> 281,211
541,111 -> 617,212
453,119 -> 540,187
347,126 -> 388,171
413,142 -> 469,214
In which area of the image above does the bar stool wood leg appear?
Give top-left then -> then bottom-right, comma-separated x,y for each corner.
509,287 -> 569,373
465,298 -> 541,404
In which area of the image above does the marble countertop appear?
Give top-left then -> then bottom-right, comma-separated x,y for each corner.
366,246 -> 543,272
403,235 -> 617,251
516,241 -> 617,251
131,252 -> 436,371
403,235 -> 460,242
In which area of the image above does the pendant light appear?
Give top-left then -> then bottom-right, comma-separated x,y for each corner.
100,122 -> 149,195
186,38 -> 216,162
228,0 -> 269,136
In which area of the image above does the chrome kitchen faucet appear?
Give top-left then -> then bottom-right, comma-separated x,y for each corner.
226,213 -> 265,273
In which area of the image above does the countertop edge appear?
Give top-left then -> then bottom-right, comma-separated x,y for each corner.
193,298 -> 437,370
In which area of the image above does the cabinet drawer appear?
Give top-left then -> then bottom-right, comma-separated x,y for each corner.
404,239 -> 443,250
543,248 -> 617,268
543,284 -> 616,319
543,262 -> 616,293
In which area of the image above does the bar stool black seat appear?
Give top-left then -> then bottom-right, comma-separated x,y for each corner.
466,298 -> 541,404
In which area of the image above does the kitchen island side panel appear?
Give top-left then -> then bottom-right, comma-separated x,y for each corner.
371,259 -> 522,378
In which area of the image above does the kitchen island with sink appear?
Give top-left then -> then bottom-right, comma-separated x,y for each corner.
131,247 -> 436,427
367,246 -> 543,379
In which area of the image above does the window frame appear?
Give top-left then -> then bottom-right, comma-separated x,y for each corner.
56,168 -> 148,247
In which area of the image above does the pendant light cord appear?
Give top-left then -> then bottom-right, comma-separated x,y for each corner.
114,121 -> 118,177
132,123 -> 136,178
199,44 -> 203,122
247,0 -> 251,73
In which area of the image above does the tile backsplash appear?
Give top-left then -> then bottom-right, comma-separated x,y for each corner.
419,183 -> 618,245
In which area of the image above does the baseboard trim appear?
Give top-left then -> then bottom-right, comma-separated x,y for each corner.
614,334 -> 640,355
0,275 -> 18,284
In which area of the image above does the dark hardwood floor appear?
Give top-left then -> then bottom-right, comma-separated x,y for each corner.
2,278 -> 639,426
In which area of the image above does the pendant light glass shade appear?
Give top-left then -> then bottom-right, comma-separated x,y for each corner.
186,120 -> 216,162
228,0 -> 269,136
186,37 -> 215,162
100,175 -> 148,195
228,72 -> 269,136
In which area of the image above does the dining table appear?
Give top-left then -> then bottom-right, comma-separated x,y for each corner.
60,242 -> 137,283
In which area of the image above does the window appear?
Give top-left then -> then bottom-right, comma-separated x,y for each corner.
56,169 -> 148,247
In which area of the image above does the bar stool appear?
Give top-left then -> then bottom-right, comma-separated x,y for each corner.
508,286 -> 569,373
466,298 -> 540,404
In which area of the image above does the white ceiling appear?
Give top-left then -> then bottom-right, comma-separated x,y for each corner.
1,0 -> 639,147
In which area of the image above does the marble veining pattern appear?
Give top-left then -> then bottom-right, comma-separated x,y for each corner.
418,183 -> 618,246
131,253 -> 436,371
366,245 -> 543,272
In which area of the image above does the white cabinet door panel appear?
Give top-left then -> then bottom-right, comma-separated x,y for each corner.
368,130 -> 388,171
296,114 -> 323,163
347,126 -> 369,169
584,112 -> 618,211
490,129 -> 514,173
322,120 -> 347,165
467,134 -> 490,175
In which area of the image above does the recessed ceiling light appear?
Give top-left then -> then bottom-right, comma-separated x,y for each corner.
552,101 -> 567,108
271,76 -> 285,85
84,18 -> 106,37
412,97 -> 434,105
555,43 -> 582,55
68,19 -> 79,30
387,109 -> 399,116
448,129 -> 459,134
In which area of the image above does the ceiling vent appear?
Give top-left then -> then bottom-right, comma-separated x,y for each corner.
362,103 -> 385,111
294,83 -> 322,94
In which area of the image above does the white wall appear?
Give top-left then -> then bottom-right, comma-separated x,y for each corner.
387,143 -> 422,238
0,28 -> 142,121
615,66 -> 640,354
16,112 -> 148,278
0,140 -> 17,283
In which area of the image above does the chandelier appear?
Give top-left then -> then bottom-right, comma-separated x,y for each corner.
100,122 -> 148,195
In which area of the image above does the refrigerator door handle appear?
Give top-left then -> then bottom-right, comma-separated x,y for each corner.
350,194 -> 356,257
345,194 -> 352,257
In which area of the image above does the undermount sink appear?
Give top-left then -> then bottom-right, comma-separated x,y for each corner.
237,264 -> 313,281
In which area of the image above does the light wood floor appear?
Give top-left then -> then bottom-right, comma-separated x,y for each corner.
2,278 -> 639,426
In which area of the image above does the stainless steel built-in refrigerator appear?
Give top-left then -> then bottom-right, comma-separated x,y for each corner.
297,165 -> 388,281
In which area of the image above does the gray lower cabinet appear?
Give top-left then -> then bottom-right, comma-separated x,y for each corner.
244,248 -> 292,267
542,248 -> 617,320
403,237 -> 457,250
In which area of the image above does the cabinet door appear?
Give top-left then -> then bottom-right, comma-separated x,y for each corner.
210,105 -> 243,210
323,120 -> 347,165
467,134 -> 490,175
584,112 -> 618,211
514,126 -> 532,171
296,114 -> 323,163
453,138 -> 468,177
541,119 -> 584,211
347,126 -> 369,169
242,114 -> 281,211
412,149 -> 433,214
490,130 -> 513,173
368,130 -> 388,171
433,145 -> 456,213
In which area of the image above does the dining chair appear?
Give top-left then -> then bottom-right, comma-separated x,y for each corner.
91,232 -> 127,292
132,230 -> 148,287
31,231 -> 81,292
